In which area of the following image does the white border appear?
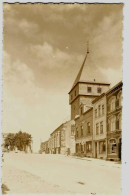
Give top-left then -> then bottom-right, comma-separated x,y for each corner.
0,0 -> 3,194
2,0 -> 125,3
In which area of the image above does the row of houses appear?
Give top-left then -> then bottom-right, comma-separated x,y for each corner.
40,120 -> 75,155
40,49 -> 122,161
75,81 -> 122,161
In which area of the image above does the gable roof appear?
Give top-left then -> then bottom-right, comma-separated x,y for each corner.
70,50 -> 110,93
72,51 -> 89,89
106,81 -> 123,96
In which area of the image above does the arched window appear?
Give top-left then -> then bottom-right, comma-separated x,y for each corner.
117,113 -> 122,130
109,139 -> 117,154
117,91 -> 122,107
109,96 -> 116,112
109,115 -> 116,132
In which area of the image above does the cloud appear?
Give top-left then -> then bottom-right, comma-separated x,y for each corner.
3,4 -> 123,152
2,51 -> 70,151
19,19 -> 39,36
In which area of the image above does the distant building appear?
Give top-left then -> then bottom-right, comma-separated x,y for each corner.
106,81 -> 122,161
92,93 -> 107,160
68,49 -> 110,120
60,120 -> 75,155
49,124 -> 62,154
49,120 -> 75,155
40,140 -> 49,154
75,108 -> 93,157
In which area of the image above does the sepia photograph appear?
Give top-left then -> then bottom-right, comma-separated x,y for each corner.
1,3 -> 123,195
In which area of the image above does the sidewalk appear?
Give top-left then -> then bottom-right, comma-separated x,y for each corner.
42,153 -> 121,169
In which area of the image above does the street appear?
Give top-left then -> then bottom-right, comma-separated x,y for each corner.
2,153 -> 121,194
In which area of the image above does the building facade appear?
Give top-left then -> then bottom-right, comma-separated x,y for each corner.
92,94 -> 107,160
60,120 -> 75,155
48,120 -> 75,155
75,108 -> 93,157
40,48 -> 122,162
49,125 -> 62,154
40,140 -> 49,154
106,81 -> 122,161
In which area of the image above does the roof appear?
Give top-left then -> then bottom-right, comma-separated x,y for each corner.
50,123 -> 64,135
75,107 -> 93,121
92,93 -> 106,104
41,140 -> 48,145
69,50 -> 110,93
68,81 -> 110,94
72,51 -> 88,89
106,81 -> 123,96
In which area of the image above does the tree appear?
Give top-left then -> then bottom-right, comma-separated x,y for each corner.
4,133 -> 15,151
4,131 -> 32,153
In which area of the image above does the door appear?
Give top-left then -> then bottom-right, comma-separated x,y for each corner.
118,138 -> 122,161
95,142 -> 97,158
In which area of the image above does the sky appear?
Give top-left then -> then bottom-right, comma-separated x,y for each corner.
2,3 -> 123,152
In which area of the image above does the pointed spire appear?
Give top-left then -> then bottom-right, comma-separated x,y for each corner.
72,42 -> 89,88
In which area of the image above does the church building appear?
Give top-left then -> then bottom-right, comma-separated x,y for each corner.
69,48 -> 110,120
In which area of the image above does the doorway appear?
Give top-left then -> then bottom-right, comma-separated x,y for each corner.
95,142 -> 97,158
118,138 -> 122,161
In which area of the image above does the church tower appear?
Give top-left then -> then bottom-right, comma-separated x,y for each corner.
69,47 -> 110,120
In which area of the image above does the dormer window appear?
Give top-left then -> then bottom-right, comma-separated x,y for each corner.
87,87 -> 92,93
97,87 -> 101,93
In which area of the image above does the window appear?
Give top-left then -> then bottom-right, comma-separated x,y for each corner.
71,94 -> 73,100
110,116 -> 116,132
100,121 -> 103,134
96,123 -> 99,135
87,87 -> 92,93
116,119 -> 119,130
109,96 -> 116,112
76,144 -> 79,153
98,105 -> 101,116
95,109 -> 97,118
75,90 -> 76,96
99,141 -> 106,153
61,131 -> 65,139
97,87 -> 102,93
76,128 -> 79,138
71,129 -> 75,136
109,139 -> 117,154
117,114 -> 122,130
87,122 -> 91,134
117,91 -> 122,107
81,125 -> 83,136
116,99 -> 119,108
102,105 -> 104,115
80,107 -> 83,115
86,142 -> 92,152
80,144 -> 84,153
